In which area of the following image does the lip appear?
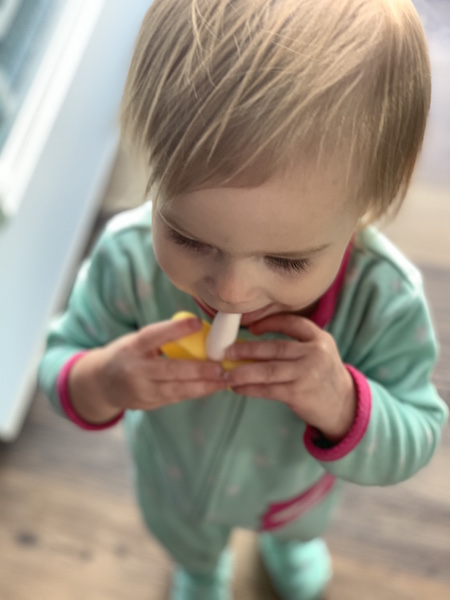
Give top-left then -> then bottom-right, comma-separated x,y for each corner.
196,298 -> 274,326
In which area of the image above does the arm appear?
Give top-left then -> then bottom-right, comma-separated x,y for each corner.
304,284 -> 448,485
38,231 -> 139,425
224,263 -> 448,486
59,350 -> 124,426
38,229 -> 226,429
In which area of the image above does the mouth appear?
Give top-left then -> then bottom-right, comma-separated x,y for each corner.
195,298 -> 274,326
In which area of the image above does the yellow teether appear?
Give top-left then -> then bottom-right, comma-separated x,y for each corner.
161,311 -> 245,371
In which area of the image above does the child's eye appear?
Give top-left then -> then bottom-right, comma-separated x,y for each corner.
167,226 -> 311,274
167,227 -> 210,252
266,256 -> 312,274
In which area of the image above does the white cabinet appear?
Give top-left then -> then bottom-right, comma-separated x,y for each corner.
0,0 -> 150,440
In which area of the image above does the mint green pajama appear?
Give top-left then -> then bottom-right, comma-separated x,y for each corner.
38,203 -> 448,572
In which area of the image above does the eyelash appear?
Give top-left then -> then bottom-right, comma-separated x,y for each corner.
167,228 -> 210,252
167,228 -> 312,274
266,256 -> 312,274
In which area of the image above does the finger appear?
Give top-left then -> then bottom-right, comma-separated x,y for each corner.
225,360 -> 298,387
156,380 -> 229,403
136,317 -> 203,352
249,314 -> 320,341
147,358 -> 224,381
226,339 -> 306,361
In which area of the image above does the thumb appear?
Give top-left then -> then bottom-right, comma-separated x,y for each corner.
136,316 -> 203,352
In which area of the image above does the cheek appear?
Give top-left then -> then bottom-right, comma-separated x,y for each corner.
272,258 -> 343,309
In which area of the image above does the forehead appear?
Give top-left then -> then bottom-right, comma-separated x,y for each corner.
161,163 -> 355,254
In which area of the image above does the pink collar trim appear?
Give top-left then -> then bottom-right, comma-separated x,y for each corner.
195,242 -> 353,329
308,242 -> 352,328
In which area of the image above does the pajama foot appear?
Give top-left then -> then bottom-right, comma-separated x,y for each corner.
170,548 -> 233,600
259,535 -> 332,600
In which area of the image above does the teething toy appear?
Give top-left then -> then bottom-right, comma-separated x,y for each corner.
206,312 -> 242,361
161,311 -> 244,371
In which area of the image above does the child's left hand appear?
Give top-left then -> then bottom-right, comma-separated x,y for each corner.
224,314 -> 357,443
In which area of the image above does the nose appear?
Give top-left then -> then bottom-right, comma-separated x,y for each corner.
204,260 -> 259,311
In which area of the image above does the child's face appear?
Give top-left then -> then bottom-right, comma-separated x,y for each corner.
152,163 -> 362,326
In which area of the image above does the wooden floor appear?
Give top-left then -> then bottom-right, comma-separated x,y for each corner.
1,5 -> 450,598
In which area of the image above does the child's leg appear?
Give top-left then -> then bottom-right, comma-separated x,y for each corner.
259,486 -> 341,600
134,476 -> 233,599
171,547 -> 233,600
151,515 -> 233,600
260,536 -> 332,600
150,511 -> 233,576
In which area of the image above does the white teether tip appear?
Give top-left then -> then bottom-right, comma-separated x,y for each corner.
206,312 -> 242,361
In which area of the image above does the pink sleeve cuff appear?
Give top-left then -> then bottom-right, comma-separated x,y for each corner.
56,351 -> 124,431
304,364 -> 372,461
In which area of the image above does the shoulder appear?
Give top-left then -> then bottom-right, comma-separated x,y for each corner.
87,202 -> 193,321
332,227 -> 438,366
102,201 -> 153,245
331,226 -> 433,344
349,226 -> 424,300
79,201 -> 163,307
90,202 -> 156,270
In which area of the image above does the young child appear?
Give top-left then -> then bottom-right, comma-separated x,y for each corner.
39,1 -> 449,598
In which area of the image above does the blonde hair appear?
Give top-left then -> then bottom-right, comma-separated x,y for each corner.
120,0 -> 431,223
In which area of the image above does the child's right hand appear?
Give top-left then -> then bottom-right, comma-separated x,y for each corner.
68,317 -> 227,424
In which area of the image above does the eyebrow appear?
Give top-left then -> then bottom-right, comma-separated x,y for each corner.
160,212 -> 331,258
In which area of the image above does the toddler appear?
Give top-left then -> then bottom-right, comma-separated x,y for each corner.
39,1 -> 449,599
